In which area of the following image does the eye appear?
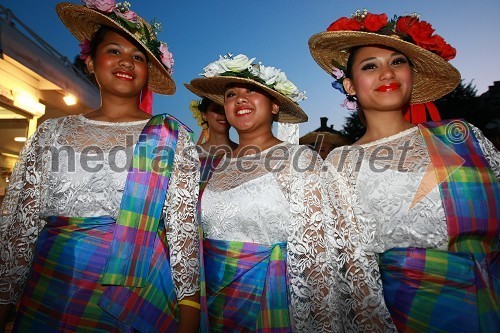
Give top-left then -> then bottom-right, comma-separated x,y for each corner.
107,48 -> 120,55
392,57 -> 408,66
225,90 -> 236,99
133,54 -> 146,62
361,62 -> 377,71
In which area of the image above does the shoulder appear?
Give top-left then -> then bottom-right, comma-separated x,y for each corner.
287,144 -> 322,171
151,113 -> 193,135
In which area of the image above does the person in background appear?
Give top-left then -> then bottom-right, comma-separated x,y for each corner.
310,10 -> 499,332
0,1 -> 202,332
187,53 -> 336,332
185,84 -> 237,156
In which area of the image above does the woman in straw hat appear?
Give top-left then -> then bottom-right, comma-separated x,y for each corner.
310,9 -> 499,332
0,1 -> 203,332
185,84 -> 237,156
185,85 -> 237,200
187,53 -> 335,332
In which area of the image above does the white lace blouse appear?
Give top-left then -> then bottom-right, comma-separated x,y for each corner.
321,125 -> 500,332
0,114 -> 200,305
201,142 -> 337,332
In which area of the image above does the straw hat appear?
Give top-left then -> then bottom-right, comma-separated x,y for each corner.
308,11 -> 461,104
188,54 -> 308,124
299,131 -> 351,147
56,2 -> 175,95
184,83 -> 222,106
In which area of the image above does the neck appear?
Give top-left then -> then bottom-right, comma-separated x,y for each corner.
87,94 -> 149,122
359,110 -> 415,144
201,130 -> 236,154
232,130 -> 281,157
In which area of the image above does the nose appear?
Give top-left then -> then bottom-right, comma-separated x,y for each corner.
379,65 -> 395,80
236,92 -> 248,104
118,55 -> 134,69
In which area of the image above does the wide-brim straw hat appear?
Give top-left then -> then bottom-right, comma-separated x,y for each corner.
184,83 -> 222,106
299,131 -> 351,147
308,31 -> 461,103
188,77 -> 308,124
56,2 -> 175,95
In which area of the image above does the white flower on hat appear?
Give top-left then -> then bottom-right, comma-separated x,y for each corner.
202,62 -> 226,78
218,54 -> 256,73
274,79 -> 299,99
255,65 -> 281,85
200,53 -> 306,103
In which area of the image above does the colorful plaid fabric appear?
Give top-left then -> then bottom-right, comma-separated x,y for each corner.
13,216 -> 134,332
100,114 -> 186,287
380,248 -> 487,333
419,120 -> 499,254
98,226 -> 181,332
197,154 -> 223,331
379,120 -> 499,332
203,239 -> 290,332
15,114 -> 202,332
199,154 -> 223,192
97,113 -> 208,332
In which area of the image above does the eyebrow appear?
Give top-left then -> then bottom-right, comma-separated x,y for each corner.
103,42 -> 144,54
359,52 -> 404,64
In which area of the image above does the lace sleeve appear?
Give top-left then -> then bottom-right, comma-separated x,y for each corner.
0,120 -> 56,304
285,146 -> 336,332
322,148 -> 397,332
164,127 -> 201,299
471,124 -> 500,180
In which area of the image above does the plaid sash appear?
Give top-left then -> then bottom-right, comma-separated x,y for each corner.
13,216 -> 134,332
419,120 -> 499,254
380,120 -> 499,332
203,239 -> 290,332
100,114 -> 187,286
97,113 -> 209,332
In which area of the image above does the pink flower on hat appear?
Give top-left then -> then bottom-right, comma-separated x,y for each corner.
159,43 -> 174,74
79,39 -> 91,60
114,8 -> 138,23
82,0 -> 115,13
331,66 -> 344,80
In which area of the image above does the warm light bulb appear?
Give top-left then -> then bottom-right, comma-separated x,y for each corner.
14,137 -> 27,142
63,94 -> 77,106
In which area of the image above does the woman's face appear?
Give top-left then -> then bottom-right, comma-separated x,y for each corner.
86,30 -> 148,98
343,46 -> 412,113
224,83 -> 279,133
203,102 -> 231,134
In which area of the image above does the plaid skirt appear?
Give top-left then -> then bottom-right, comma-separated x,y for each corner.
203,239 -> 290,332
13,216 -> 179,333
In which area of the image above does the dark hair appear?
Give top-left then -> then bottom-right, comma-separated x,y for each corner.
198,97 -> 213,113
88,25 -> 148,60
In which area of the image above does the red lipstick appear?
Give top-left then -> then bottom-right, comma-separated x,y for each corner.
376,83 -> 400,92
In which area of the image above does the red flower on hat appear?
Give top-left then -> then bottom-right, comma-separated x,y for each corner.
423,35 -> 457,60
396,16 -> 456,60
360,13 -> 388,31
327,17 -> 362,31
327,12 -> 388,32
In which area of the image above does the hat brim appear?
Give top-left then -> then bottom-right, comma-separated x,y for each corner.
184,83 -> 223,106
188,77 -> 308,124
299,131 -> 351,147
308,31 -> 460,103
56,2 -> 175,95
